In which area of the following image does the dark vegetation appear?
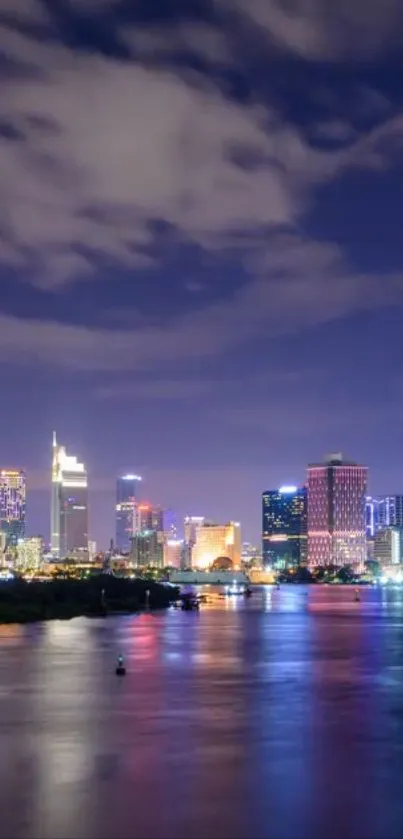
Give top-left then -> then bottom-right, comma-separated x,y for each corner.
0,575 -> 180,624
277,563 -> 375,584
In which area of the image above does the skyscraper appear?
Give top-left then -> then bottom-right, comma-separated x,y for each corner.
0,470 -> 26,548
262,486 -> 307,568
374,527 -> 400,566
307,453 -> 367,569
130,531 -> 163,568
163,509 -> 177,539
365,496 -> 379,538
163,539 -> 183,569
51,433 -> 88,558
183,515 -> 205,566
115,474 -> 142,552
378,495 -> 403,529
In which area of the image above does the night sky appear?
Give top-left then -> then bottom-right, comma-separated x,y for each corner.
1,0 -> 403,548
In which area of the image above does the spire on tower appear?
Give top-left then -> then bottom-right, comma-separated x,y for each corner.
52,431 -> 57,447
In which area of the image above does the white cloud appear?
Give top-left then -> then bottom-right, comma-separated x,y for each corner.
1,231 -> 402,372
225,0 -> 403,61
1,2 -> 403,373
2,17 -> 397,289
0,32 -> 300,285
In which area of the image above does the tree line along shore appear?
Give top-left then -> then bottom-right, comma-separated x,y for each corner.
0,575 -> 180,624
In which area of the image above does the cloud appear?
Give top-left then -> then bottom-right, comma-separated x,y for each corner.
225,0 -> 403,61
2,8 -> 400,289
0,0 -> 48,23
1,1 -> 403,375
1,229 -> 403,373
126,21 -> 232,65
0,26 -> 299,286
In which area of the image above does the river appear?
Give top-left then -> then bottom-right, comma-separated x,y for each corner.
1,584 -> 403,839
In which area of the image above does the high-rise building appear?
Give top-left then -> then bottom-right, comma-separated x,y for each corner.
183,515 -> 204,567
378,495 -> 403,529
366,496 -> 403,561
191,521 -> 241,570
163,509 -> 177,539
365,495 -> 403,536
51,433 -> 88,558
16,537 -> 43,571
163,539 -> 183,569
152,506 -> 164,534
136,503 -> 152,532
115,474 -> 142,552
130,531 -> 163,568
262,486 -> 307,569
307,453 -> 367,569
0,470 -> 26,548
374,527 -> 400,566
365,496 -> 379,538
135,503 -> 160,532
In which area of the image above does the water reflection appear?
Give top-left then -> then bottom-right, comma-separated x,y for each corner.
0,587 -> 403,838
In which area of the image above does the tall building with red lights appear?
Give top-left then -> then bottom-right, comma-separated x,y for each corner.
307,453 -> 367,570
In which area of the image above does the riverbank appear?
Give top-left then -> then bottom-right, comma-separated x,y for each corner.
0,575 -> 180,624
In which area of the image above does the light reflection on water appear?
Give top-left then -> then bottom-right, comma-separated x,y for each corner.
0,585 -> 403,838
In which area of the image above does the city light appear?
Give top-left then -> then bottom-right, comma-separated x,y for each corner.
1,441 -> 402,585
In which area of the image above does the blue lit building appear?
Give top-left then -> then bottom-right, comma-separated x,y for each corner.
115,474 -> 142,553
366,495 -> 403,536
262,485 -> 307,568
366,497 -> 379,539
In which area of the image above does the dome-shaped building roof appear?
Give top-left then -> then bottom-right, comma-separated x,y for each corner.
211,556 -> 233,571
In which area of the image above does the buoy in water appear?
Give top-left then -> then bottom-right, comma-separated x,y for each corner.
116,654 -> 126,676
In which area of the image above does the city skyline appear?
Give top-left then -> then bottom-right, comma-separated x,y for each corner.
3,436 -> 403,553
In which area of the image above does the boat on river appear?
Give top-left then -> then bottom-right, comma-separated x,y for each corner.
224,582 -> 252,597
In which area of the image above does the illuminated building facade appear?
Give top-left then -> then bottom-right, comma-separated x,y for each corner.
51,432 -> 88,558
378,495 -> 403,529
184,516 -> 205,545
0,470 -> 26,548
366,495 -> 403,538
366,496 -> 379,539
136,504 -> 164,535
184,515 -> 204,567
366,495 -> 403,561
191,521 -> 241,570
163,539 -> 183,569
163,509 -> 177,539
130,530 -> 163,567
16,537 -> 43,571
307,453 -> 367,569
241,543 -> 262,567
374,527 -> 400,566
115,474 -> 142,552
262,486 -> 307,568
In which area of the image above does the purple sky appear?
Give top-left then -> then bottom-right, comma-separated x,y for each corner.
1,0 -> 403,548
